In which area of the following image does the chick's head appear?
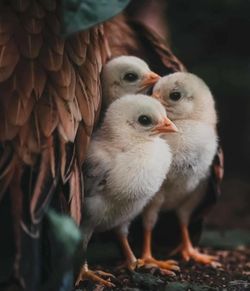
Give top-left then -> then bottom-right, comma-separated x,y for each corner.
102,56 -> 160,106
153,72 -> 217,124
103,94 -> 177,142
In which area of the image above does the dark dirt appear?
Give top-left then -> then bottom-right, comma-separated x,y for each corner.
75,247 -> 250,291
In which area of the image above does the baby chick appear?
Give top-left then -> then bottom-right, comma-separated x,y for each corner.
101,56 -> 160,107
141,72 -> 219,268
76,94 -> 178,287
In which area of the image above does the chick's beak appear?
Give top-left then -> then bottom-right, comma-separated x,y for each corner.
139,72 -> 160,91
152,117 -> 178,134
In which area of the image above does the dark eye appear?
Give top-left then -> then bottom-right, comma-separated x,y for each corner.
138,115 -> 152,126
123,73 -> 139,82
169,91 -> 182,101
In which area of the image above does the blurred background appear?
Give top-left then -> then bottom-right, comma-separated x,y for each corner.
166,0 -> 250,230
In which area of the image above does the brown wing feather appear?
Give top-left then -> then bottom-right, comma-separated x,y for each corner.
104,13 -> 184,74
69,160 -> 84,226
0,1 -> 110,285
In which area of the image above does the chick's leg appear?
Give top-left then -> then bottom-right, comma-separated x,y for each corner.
117,232 -> 137,270
138,198 -> 180,275
138,228 -> 180,275
180,223 -> 219,266
75,226 -> 115,287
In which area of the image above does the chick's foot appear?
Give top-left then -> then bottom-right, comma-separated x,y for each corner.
181,246 -> 221,267
75,266 -> 116,288
137,257 -> 180,276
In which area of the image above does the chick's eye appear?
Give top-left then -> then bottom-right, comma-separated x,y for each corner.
169,91 -> 182,101
138,115 -> 152,126
123,73 -> 139,82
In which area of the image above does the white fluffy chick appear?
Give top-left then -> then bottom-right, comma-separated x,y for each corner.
141,72 -> 219,268
101,56 -> 160,107
76,94 -> 178,287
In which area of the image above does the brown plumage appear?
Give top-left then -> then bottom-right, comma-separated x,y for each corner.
0,1 -> 109,287
0,0 -> 223,288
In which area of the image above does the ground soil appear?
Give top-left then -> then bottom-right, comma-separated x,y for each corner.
76,247 -> 250,291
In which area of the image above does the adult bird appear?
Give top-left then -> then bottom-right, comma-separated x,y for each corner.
76,94 -> 177,287
141,72 -> 222,267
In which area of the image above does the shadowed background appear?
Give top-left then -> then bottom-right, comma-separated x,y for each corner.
166,0 -> 250,230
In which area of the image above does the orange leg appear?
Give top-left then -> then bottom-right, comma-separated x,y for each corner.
180,223 -> 220,267
75,262 -> 115,288
137,229 -> 180,275
117,233 -> 138,270
142,228 -> 153,259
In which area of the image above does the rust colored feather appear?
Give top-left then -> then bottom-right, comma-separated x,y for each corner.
40,44 -> 63,71
76,122 -> 90,166
0,118 -> 19,141
50,56 -> 76,101
53,88 -> 79,143
5,91 -> 34,126
66,32 -> 89,66
14,26 -> 43,59
0,37 -> 19,82
104,14 -> 139,56
15,118 -> 41,164
46,30 -> 64,56
30,137 -> 58,224
75,75 -> 95,135
60,137 -> 75,183
130,20 -> 185,72
105,14 -> 185,74
14,59 -> 47,99
36,95 -> 59,138
70,96 -> 82,122
69,161 -> 83,225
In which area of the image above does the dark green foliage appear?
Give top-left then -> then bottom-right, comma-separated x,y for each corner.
61,0 -> 131,35
46,209 -> 81,258
40,209 -> 82,291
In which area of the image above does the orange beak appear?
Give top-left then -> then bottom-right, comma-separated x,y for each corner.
139,71 -> 160,91
152,117 -> 178,135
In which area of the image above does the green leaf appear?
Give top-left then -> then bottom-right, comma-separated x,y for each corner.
40,209 -> 82,291
47,209 -> 82,257
62,0 -> 131,35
